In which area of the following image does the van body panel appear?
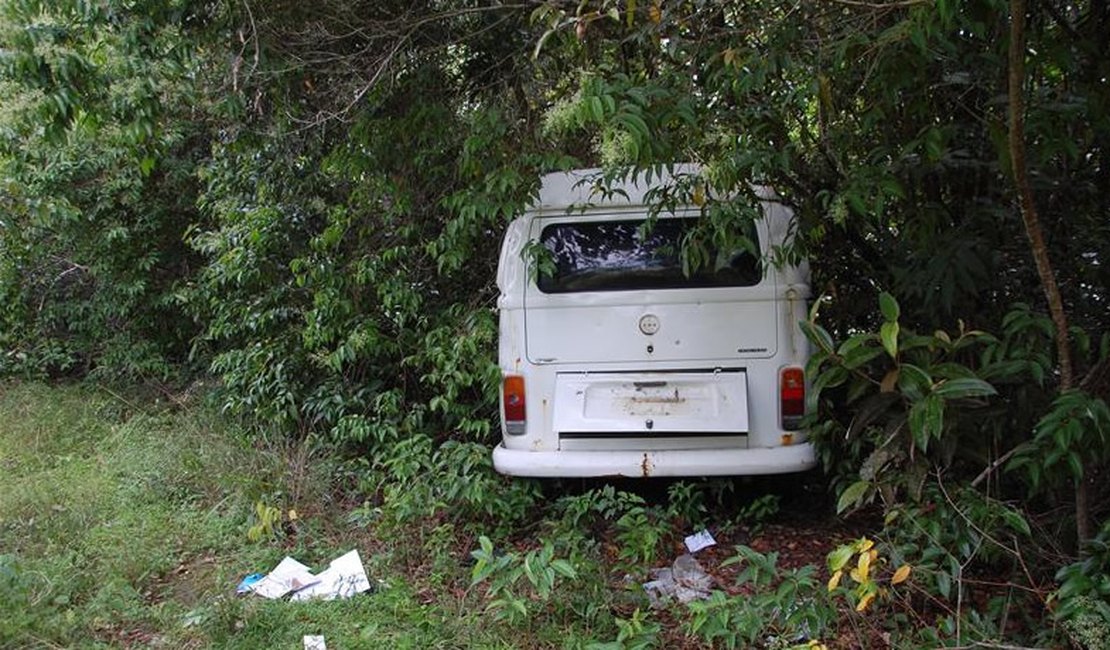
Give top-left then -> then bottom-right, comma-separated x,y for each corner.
524,299 -> 778,364
494,166 -> 815,477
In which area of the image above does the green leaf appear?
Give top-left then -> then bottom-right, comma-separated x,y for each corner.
908,396 -> 945,452
589,96 -> 605,121
1067,451 -> 1084,482
827,544 -> 855,572
1000,509 -> 1031,537
139,155 -> 156,176
879,292 -> 900,322
550,559 -> 577,579
897,363 -> 933,400
837,480 -> 870,514
837,333 -> 875,357
880,321 -> 900,359
843,345 -> 885,370
801,320 -> 836,354
936,571 -> 952,600
932,378 -> 997,399
921,394 -> 945,443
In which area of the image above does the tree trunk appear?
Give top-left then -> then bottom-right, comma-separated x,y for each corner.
1007,0 -> 1088,543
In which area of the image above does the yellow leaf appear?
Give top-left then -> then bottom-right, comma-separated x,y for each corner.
891,564 -> 912,585
856,550 -> 872,582
692,184 -> 705,206
288,509 -> 299,521
856,537 -> 875,553
849,567 -> 863,583
648,1 -> 661,23
855,592 -> 876,612
827,569 -> 843,592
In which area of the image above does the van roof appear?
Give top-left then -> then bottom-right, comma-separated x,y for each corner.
534,164 -> 778,211
534,164 -> 698,210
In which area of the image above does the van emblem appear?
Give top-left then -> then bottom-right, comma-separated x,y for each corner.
639,314 -> 661,335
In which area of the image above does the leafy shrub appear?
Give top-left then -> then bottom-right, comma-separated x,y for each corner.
1055,521 -> 1110,650
369,436 -> 541,538
0,0 -> 211,380
552,486 -> 671,572
585,608 -> 661,650
1009,390 -> 1110,492
664,481 -> 709,528
686,545 -> 836,649
469,535 -> 579,626
803,292 -> 1009,510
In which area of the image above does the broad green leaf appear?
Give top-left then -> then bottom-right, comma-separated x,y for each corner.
924,394 -> 945,440
837,480 -> 870,514
908,400 -> 929,451
879,291 -> 900,322
897,363 -> 933,400
801,320 -> 835,354
933,378 -> 997,399
550,559 -> 577,579
837,333 -> 875,357
843,345 -> 885,370
880,321 -> 899,359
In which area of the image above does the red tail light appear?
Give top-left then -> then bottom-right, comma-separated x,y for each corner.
780,367 -> 805,430
502,375 -> 526,435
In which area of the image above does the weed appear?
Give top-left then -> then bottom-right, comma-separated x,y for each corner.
469,535 -> 579,626
664,481 -> 708,527
247,502 -> 284,543
686,545 -> 836,649
586,608 -> 661,649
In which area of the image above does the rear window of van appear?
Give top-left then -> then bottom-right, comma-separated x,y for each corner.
537,217 -> 761,294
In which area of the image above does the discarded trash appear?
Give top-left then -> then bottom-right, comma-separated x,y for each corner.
242,550 -> 371,601
642,553 -> 713,608
235,573 -> 264,595
249,557 -> 320,599
303,635 -> 327,650
289,550 -> 371,601
684,529 -> 716,554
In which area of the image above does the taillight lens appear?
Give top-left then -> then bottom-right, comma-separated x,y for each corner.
780,367 -> 805,430
502,374 -> 526,435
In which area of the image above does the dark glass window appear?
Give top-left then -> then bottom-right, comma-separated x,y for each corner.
536,218 -> 761,293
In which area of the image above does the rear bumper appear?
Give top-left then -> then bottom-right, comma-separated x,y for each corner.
492,442 -> 817,478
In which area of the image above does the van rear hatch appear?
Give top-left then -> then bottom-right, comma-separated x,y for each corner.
524,215 -> 778,364
553,371 -> 748,436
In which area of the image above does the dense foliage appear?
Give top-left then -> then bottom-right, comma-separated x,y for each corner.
2,0 -> 1108,646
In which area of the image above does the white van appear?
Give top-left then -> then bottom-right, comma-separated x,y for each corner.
493,166 -> 815,477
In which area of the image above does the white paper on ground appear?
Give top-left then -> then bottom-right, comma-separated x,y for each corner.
289,550 -> 371,601
683,529 -> 717,554
303,635 -> 327,650
250,557 -> 320,599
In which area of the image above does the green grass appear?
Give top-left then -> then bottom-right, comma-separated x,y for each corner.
0,382 -> 534,649
0,381 -> 626,643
